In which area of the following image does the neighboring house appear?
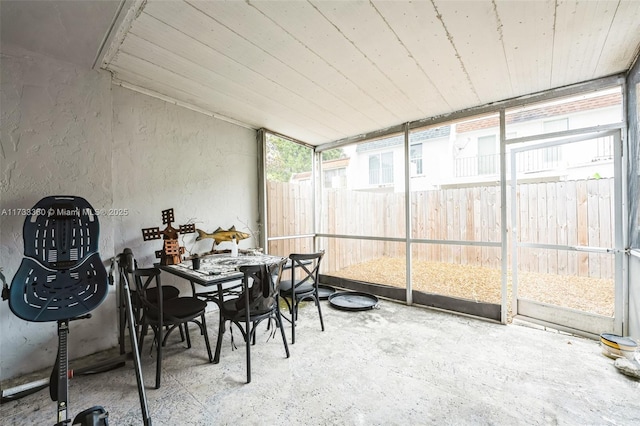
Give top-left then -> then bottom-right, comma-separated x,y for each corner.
348,126 -> 451,192
291,89 -> 622,191
290,157 -> 349,188
345,88 -> 622,192
322,157 -> 349,188
450,89 -> 622,186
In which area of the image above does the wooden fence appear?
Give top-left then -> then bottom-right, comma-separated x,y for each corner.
267,178 -> 615,279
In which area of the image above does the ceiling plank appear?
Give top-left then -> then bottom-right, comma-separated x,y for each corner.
110,51 -> 338,142
495,0 -> 555,97
431,0 -> 514,104
371,0 -> 480,113
115,32 -> 346,141
125,13 -> 357,137
250,0 -> 422,119
551,0 -> 617,87
95,0 -> 640,146
285,0 -> 447,119
174,0 -> 403,125
594,0 -> 640,77
112,67 -> 332,144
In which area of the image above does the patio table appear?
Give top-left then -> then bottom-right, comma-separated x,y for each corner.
157,253 -> 286,299
157,253 -> 287,363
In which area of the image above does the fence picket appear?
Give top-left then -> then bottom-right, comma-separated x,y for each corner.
267,179 -> 614,280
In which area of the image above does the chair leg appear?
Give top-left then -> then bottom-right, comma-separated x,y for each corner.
179,324 -> 185,342
138,322 -> 147,355
252,321 -> 258,345
280,297 -> 293,324
283,297 -> 293,314
246,322 -> 251,384
155,326 -> 162,389
214,312 -> 224,364
185,322 -> 192,349
161,324 -> 180,347
276,309 -> 290,358
316,295 -> 325,332
291,299 -> 298,345
200,314 -> 213,363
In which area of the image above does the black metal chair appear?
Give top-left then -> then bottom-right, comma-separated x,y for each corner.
214,259 -> 289,383
134,267 -> 213,389
279,251 -> 325,344
119,256 -> 182,355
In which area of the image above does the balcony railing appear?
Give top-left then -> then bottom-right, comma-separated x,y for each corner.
455,154 -> 499,177
455,147 -> 561,178
369,166 -> 394,185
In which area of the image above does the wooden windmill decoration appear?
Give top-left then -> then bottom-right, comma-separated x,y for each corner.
141,208 -> 195,265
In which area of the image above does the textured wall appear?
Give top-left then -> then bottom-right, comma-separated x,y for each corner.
110,86 -> 259,284
0,43 -> 116,381
0,43 -> 258,381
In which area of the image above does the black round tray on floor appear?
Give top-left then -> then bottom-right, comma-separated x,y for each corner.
328,291 -> 379,311
317,285 -> 336,300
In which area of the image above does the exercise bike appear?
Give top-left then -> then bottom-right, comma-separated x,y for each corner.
5,196 -> 151,425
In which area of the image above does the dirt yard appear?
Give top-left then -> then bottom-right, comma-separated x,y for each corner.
329,257 -> 615,320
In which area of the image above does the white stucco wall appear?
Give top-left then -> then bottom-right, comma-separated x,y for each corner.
110,86 -> 259,287
0,43 -> 116,381
0,43 -> 258,381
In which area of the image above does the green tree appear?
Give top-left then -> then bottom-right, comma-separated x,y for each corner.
266,135 -> 344,182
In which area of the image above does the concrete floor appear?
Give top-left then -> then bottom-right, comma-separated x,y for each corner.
2,298 -> 639,425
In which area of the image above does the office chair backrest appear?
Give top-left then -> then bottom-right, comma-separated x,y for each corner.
9,196 -> 108,322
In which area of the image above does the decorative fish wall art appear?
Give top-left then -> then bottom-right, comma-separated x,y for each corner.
195,226 -> 250,250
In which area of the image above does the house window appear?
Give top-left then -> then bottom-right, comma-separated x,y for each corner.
369,152 -> 394,185
477,135 -> 497,175
323,167 -> 346,188
410,143 -> 423,176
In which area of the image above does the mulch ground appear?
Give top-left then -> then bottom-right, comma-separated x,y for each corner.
329,257 -> 615,320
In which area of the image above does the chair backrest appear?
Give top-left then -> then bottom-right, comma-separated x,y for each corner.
9,196 -> 108,322
236,259 -> 287,314
133,268 -> 164,322
290,251 -> 324,290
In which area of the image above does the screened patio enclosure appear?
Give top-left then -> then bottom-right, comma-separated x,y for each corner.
508,129 -> 623,335
262,73 -> 639,338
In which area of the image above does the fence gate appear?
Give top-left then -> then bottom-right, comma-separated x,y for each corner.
509,130 -> 623,336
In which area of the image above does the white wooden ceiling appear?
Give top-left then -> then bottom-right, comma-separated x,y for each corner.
15,0 -> 640,147
99,0 -> 640,146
